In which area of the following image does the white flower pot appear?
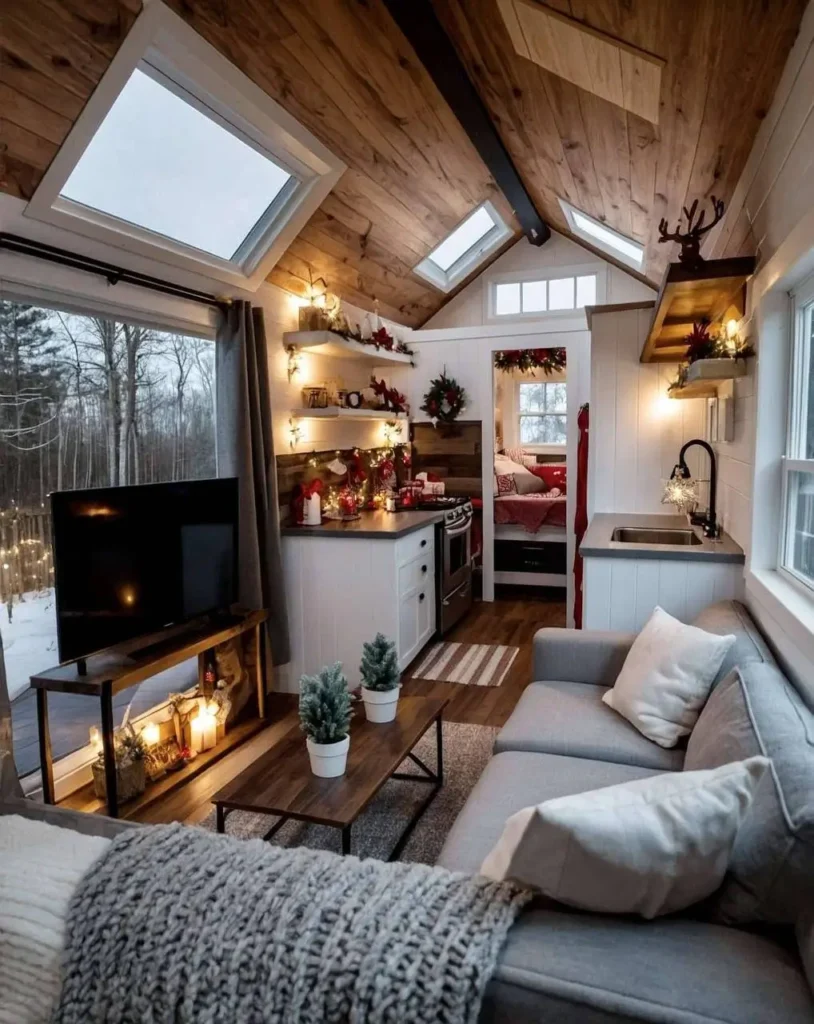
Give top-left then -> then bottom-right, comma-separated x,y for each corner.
361,685 -> 401,723
306,735 -> 349,777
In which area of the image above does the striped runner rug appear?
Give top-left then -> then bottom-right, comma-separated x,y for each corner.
412,642 -> 518,687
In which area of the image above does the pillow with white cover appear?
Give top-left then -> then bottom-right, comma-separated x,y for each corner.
480,756 -> 769,919
602,606 -> 735,748
0,815 -> 110,1024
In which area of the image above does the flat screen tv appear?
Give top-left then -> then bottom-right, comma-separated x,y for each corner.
51,478 -> 239,664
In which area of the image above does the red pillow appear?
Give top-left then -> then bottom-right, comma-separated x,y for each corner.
530,464 -> 567,493
497,473 -> 517,495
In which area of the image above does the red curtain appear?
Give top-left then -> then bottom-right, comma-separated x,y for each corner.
574,403 -> 589,628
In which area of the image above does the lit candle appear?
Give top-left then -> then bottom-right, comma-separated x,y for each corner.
141,721 -> 161,747
190,704 -> 217,753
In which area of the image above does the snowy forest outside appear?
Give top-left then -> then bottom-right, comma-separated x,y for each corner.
1,299 -> 215,700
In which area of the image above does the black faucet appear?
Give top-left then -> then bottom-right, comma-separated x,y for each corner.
670,439 -> 719,538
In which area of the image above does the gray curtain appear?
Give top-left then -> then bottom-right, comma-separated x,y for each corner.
216,301 -> 290,672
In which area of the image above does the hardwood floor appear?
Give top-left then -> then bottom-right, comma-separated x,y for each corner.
71,588 -> 566,827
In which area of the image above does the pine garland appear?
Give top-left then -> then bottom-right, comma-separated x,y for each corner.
360,633 -> 400,692
494,348 -> 567,375
420,370 -> 467,424
299,663 -> 353,744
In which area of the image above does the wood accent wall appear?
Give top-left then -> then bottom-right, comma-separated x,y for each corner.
411,420 -> 482,497
0,0 -> 807,315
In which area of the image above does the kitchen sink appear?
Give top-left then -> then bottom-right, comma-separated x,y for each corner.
611,527 -> 702,546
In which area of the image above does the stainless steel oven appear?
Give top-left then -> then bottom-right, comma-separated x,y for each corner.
438,501 -> 473,635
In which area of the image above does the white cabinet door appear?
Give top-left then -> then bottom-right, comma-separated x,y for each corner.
398,591 -> 420,668
417,580 -> 435,648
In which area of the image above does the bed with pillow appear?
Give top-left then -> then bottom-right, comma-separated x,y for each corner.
494,452 -> 568,588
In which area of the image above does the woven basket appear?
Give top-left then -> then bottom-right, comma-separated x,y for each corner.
91,758 -> 146,803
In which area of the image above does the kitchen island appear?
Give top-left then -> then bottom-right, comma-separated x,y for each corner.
580,513 -> 745,631
281,510 -> 444,690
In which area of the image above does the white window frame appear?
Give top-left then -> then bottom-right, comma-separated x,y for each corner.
485,263 -> 606,322
413,200 -> 512,293
517,379 -> 567,451
24,0 -> 345,291
778,273 -> 814,595
559,198 -> 645,272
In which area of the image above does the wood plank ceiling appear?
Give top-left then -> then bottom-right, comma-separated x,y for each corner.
0,0 -> 807,325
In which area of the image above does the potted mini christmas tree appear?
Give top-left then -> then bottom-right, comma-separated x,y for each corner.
299,662 -> 353,777
359,633 -> 401,723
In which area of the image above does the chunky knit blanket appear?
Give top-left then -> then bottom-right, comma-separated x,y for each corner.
55,823 -> 529,1024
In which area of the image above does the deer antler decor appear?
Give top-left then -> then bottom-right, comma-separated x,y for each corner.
658,196 -> 725,270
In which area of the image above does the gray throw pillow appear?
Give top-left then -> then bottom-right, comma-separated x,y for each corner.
691,600 -> 775,687
685,662 -> 814,926
513,472 -> 546,495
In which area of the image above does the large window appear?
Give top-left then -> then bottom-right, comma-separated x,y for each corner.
0,300 -> 215,777
518,381 -> 567,445
781,281 -> 814,592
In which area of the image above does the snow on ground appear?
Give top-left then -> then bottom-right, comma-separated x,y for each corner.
0,590 -> 59,701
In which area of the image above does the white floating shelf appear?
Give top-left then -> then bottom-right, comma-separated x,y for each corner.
669,359 -> 747,400
290,407 -> 409,422
284,330 -> 414,366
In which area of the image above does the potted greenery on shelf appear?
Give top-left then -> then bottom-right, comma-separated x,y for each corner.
299,662 -> 353,777
360,633 -> 401,723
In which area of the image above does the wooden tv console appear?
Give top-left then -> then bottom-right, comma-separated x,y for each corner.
31,609 -> 268,818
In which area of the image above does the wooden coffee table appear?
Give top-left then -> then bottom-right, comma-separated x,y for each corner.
212,695 -> 449,860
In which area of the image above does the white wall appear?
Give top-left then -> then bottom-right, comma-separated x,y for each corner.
702,0 -> 814,698
589,306 -> 709,517
423,231 -> 654,330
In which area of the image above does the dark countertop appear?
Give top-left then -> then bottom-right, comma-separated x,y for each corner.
580,513 -> 745,564
281,509 -> 445,539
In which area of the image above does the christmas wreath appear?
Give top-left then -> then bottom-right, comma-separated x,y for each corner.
494,348 -> 567,375
420,370 -> 467,424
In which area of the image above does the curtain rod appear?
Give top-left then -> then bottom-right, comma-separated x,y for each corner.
0,233 -> 232,313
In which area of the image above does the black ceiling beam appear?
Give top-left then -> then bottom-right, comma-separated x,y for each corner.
383,0 -> 550,247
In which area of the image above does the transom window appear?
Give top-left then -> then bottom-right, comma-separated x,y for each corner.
781,278 -> 814,592
27,2 -> 344,290
494,273 -> 596,316
559,199 -> 644,270
518,381 -> 567,445
61,66 -> 295,262
414,201 -> 512,293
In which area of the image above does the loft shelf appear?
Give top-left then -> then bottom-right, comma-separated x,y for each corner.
291,407 -> 409,422
284,330 -> 414,366
668,359 -> 747,400
640,257 -> 756,364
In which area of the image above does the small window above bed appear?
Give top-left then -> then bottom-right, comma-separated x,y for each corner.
518,382 -> 566,445
488,265 -> 603,321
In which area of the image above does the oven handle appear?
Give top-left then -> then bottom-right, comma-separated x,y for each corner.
443,579 -> 471,606
444,516 -> 473,538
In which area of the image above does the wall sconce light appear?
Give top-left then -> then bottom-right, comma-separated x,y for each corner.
382,420 -> 403,446
287,345 -> 302,382
289,418 -> 303,450
725,318 -> 740,356
141,721 -> 161,747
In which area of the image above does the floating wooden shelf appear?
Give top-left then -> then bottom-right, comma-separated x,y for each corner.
640,257 -> 756,364
284,330 -> 414,366
291,407 -> 409,422
668,359 -> 747,400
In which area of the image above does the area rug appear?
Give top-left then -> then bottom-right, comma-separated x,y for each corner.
198,721 -> 497,864
412,642 -> 518,687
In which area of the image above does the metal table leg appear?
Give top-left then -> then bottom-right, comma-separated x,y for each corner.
36,688 -> 55,804
100,680 -> 118,818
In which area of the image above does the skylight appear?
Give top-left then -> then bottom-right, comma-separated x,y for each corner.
427,206 -> 496,272
560,199 -> 644,270
60,67 -> 293,261
413,201 -> 512,293
26,2 -> 345,290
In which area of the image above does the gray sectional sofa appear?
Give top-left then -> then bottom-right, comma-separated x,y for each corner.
438,600 -> 814,1023
2,601 -> 813,1023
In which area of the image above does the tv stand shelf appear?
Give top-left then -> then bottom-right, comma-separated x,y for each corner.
31,608 -> 268,817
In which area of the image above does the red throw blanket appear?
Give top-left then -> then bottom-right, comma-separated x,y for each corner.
495,494 -> 567,533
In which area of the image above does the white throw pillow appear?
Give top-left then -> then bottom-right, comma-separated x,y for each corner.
480,756 -> 769,919
602,606 -> 735,747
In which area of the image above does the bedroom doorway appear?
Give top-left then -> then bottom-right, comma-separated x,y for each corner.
492,347 -> 569,609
